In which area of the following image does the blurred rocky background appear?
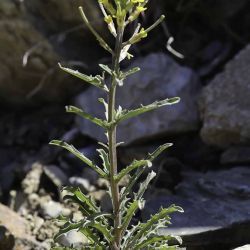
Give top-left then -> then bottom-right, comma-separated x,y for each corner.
1,0 -> 250,249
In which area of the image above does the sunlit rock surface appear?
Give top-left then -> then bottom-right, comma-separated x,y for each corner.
200,44 -> 250,148
144,167 -> 250,249
76,53 -> 201,144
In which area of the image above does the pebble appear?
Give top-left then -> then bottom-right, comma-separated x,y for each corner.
56,229 -> 89,248
40,200 -> 63,219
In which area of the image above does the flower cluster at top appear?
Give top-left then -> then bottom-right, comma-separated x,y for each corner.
99,0 -> 148,27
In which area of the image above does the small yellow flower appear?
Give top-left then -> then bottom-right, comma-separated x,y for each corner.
104,15 -> 113,24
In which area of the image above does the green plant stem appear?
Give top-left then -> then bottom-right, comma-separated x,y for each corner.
108,26 -> 124,250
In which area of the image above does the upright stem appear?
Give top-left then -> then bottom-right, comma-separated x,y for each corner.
108,26 -> 124,250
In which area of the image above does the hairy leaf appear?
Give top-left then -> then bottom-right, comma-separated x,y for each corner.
134,235 -> 174,250
63,187 -> 99,214
134,171 -> 156,200
54,221 -> 83,241
97,148 -> 110,174
49,140 -> 107,178
147,143 -> 173,161
114,160 -> 152,183
120,143 -> 172,202
120,167 -> 145,202
115,97 -> 180,124
65,105 -> 109,129
120,67 -> 140,79
99,64 -> 113,75
59,63 -> 108,92
120,200 -> 144,237
125,205 -> 183,249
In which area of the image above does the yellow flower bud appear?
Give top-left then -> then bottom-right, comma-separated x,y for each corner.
104,15 -> 113,24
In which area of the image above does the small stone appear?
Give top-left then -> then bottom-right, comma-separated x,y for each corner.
22,163 -> 43,194
32,216 -> 44,235
89,190 -> 106,202
72,211 -> 84,222
69,177 -> 95,192
43,165 -> 68,188
56,230 -> 89,248
40,200 -> 63,219
61,208 -> 71,217
96,178 -> 109,189
28,193 -> 40,210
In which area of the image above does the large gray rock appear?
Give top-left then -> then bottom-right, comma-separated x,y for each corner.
220,146 -> 250,165
24,0 -> 109,71
200,44 -> 250,147
24,0 -> 101,30
144,167 -> 250,249
0,203 -> 47,249
0,0 -> 104,106
0,0 -> 61,105
75,53 -> 201,144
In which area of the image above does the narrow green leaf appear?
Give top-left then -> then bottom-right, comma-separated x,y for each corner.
59,63 -> 108,91
99,64 -> 113,75
120,200 -> 142,237
49,140 -> 107,178
79,7 -> 113,55
120,67 -> 140,79
115,160 -> 151,183
115,97 -> 180,124
120,167 -> 145,202
147,143 -> 173,162
134,235 -> 173,250
125,205 -> 183,249
97,148 -> 110,174
121,143 -> 172,202
134,171 -> 156,200
79,228 -> 104,248
80,213 -> 113,243
63,187 -> 99,213
65,105 -> 109,129
54,221 -> 83,241
90,222 -> 113,243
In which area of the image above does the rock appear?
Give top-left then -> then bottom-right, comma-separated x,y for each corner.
22,163 -> 43,195
0,203 -> 45,249
220,146 -> 250,165
43,165 -> 68,188
234,245 -> 250,250
56,229 -> 89,248
0,203 -> 28,239
27,193 -> 40,210
0,0 -> 56,105
89,190 -> 106,202
24,0 -> 101,32
143,167 -> 250,249
200,44 -> 250,147
40,200 -> 63,219
0,0 -> 89,106
24,0 -> 109,70
69,177 -> 95,192
0,226 -> 15,250
76,52 -> 201,144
